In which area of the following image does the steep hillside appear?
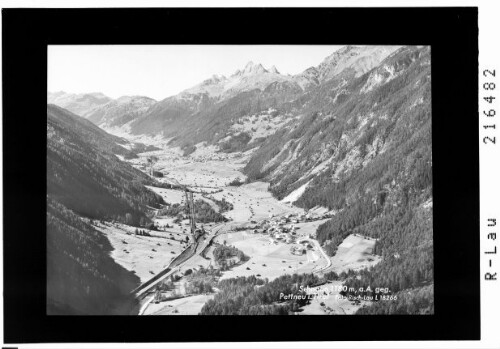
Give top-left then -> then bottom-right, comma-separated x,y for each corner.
48,104 -> 158,158
129,62 -> 303,147
47,197 -> 140,315
47,104 -> 168,314
47,104 -> 165,224
245,46 -> 431,207
47,91 -> 112,117
129,47 -> 402,156
244,46 -> 433,312
293,45 -> 401,90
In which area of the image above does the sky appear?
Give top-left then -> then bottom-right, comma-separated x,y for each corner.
48,45 -> 341,100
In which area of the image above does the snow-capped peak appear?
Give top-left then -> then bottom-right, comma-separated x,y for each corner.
115,95 -> 156,105
269,65 -> 280,74
241,61 -> 268,75
244,61 -> 254,69
201,74 -> 227,86
178,61 -> 292,100
294,45 -> 402,90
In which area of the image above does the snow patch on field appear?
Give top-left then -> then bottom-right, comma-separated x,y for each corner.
209,181 -> 304,223
146,186 -> 185,204
95,222 -> 186,283
281,181 -> 311,203
214,222 -> 328,281
327,234 -> 381,274
308,206 -> 330,216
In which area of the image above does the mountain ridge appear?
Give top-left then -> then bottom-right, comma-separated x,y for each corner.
48,46 -> 402,136
47,91 -> 113,117
47,103 -> 169,315
47,104 -> 165,223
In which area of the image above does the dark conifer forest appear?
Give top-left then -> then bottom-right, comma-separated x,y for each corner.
47,105 -> 166,314
242,46 -> 433,314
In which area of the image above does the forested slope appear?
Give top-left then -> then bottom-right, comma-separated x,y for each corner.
47,105 -> 166,314
85,95 -> 156,128
131,82 -> 303,153
47,198 -> 140,315
47,104 -> 165,225
244,46 -> 433,313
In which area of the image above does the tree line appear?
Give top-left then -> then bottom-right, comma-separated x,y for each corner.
200,273 -> 321,315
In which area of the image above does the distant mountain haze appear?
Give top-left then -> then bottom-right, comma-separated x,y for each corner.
47,91 -> 112,117
48,46 -> 400,129
85,95 -> 157,128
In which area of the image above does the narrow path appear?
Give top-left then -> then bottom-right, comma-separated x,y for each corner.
311,239 -> 332,273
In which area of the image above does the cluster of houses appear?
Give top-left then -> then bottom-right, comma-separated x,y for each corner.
256,210 -> 334,229
249,216 -> 297,244
190,151 -> 242,163
245,212 -> 328,256
290,244 -> 308,256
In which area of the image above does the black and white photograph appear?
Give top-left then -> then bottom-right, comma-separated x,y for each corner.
46,44 -> 433,316
3,4 -> 487,346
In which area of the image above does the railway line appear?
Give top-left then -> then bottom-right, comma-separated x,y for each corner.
132,223 -> 227,299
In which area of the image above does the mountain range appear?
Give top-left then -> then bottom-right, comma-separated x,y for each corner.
47,91 -> 112,117
48,46 -> 401,134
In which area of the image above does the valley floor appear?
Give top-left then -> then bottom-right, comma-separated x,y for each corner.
214,224 -> 327,282
94,221 -> 188,283
98,136 -> 381,315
